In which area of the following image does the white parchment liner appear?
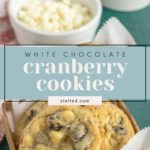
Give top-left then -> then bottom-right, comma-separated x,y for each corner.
121,127 -> 150,150
92,17 -> 136,45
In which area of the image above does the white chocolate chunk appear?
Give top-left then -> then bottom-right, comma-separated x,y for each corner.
17,0 -> 92,32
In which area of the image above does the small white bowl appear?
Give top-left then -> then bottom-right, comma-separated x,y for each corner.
101,0 -> 150,12
8,0 -> 102,44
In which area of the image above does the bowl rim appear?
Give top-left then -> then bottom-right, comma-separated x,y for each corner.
101,0 -> 150,12
8,0 -> 102,36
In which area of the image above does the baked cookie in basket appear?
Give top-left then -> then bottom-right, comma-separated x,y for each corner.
85,102 -> 135,150
19,106 -> 102,150
14,102 -> 48,146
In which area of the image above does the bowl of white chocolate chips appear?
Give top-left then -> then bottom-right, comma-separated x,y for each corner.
8,0 -> 102,44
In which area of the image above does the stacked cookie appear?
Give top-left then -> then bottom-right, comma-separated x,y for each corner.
84,102 -> 135,150
14,102 -> 135,150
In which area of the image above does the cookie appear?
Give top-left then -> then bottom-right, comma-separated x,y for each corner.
19,106 -> 102,150
14,102 -> 48,146
85,102 -> 135,150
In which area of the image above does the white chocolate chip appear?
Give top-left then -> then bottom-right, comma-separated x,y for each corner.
18,0 -> 92,32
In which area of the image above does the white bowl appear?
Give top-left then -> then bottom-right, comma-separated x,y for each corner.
101,0 -> 150,12
8,0 -> 102,44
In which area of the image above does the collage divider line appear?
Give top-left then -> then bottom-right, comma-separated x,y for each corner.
145,46 -> 147,101
4,45 -> 6,101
